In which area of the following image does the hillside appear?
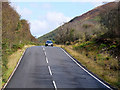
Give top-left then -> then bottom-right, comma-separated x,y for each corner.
38,2 -> 117,43
2,2 -> 38,84
38,29 -> 58,43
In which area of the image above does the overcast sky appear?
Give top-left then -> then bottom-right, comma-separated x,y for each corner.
10,0 -> 115,38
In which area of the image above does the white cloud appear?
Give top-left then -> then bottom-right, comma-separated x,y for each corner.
10,2 -> 71,37
30,12 -> 71,37
10,3 -> 32,19
16,6 -> 32,18
46,12 -> 71,25
30,20 -> 48,37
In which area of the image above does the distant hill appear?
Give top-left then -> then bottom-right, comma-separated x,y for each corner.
38,29 -> 58,43
38,2 -> 118,43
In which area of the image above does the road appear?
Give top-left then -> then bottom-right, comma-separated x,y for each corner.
6,46 -> 111,89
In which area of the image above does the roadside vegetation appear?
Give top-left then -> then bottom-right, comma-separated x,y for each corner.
2,2 -> 39,87
57,45 -> 119,89
40,2 -> 120,89
2,45 -> 35,86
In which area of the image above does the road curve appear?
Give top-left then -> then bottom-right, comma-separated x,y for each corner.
6,46 -> 111,89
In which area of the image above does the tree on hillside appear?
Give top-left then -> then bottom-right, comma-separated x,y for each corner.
2,2 -> 20,49
82,24 -> 92,41
55,27 -> 77,44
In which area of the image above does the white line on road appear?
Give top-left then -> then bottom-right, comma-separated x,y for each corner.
44,52 -> 46,56
53,80 -> 57,90
61,48 -> 112,90
46,57 -> 49,63
43,47 -> 45,51
42,47 -> 47,56
43,47 -> 57,90
48,65 -> 53,76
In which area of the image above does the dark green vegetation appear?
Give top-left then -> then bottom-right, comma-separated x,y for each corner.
2,2 -> 38,84
38,2 -> 120,89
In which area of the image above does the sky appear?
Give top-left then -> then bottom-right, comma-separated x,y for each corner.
10,0 -> 115,38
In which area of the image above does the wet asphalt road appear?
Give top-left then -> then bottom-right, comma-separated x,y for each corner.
6,46 -> 111,89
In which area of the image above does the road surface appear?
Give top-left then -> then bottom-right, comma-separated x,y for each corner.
6,46 -> 111,89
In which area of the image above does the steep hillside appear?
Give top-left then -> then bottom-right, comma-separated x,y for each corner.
2,2 -> 38,83
38,2 -> 117,43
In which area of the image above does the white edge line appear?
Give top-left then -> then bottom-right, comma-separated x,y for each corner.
2,49 -> 27,89
48,66 -> 53,76
53,80 -> 57,90
61,48 -> 112,90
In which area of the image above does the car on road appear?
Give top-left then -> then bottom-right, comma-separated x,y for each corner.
45,40 -> 53,46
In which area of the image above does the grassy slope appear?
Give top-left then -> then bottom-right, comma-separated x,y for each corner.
56,44 -> 119,89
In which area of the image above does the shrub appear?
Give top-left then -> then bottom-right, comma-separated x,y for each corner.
109,45 -> 117,49
99,43 -> 107,49
12,44 -> 24,51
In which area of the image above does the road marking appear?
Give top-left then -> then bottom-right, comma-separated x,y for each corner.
2,49 -> 27,89
48,65 -> 53,76
43,47 -> 45,51
53,80 -> 57,90
46,57 -> 49,63
44,52 -> 46,56
61,48 -> 112,90
43,47 -> 57,90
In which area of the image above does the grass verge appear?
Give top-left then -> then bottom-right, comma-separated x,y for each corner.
2,45 -> 35,87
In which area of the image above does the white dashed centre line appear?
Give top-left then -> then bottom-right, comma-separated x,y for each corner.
53,80 -> 57,90
46,57 -> 48,64
43,47 -> 57,89
48,65 -> 53,76
43,47 -> 45,51
44,52 -> 46,56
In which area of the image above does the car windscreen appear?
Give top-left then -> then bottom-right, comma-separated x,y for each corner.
46,41 -> 52,43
